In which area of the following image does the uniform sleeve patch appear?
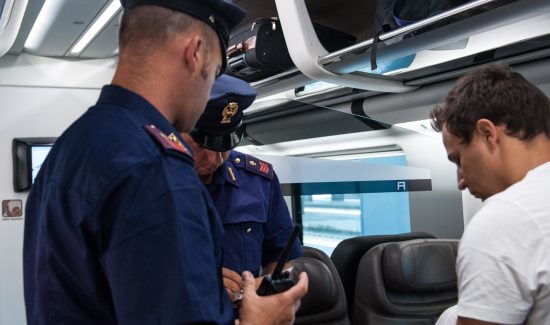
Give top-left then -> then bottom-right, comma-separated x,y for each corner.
144,125 -> 192,157
245,154 -> 273,180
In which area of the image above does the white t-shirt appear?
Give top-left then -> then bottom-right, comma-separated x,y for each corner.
436,305 -> 458,325
451,161 -> 550,324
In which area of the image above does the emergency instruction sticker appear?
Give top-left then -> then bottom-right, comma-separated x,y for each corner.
2,200 -> 23,220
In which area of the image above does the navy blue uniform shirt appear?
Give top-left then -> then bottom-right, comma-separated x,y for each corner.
206,151 -> 302,277
23,85 -> 233,325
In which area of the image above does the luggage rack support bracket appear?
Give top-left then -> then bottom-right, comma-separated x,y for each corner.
274,0 -> 417,93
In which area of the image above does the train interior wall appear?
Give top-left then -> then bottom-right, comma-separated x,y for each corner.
0,53 -> 115,325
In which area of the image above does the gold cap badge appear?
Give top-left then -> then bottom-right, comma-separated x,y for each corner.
221,102 -> 239,124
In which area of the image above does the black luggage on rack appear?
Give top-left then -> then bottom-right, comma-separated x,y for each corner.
226,17 -> 356,82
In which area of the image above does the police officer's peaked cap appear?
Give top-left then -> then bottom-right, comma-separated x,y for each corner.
120,0 -> 246,72
191,75 -> 256,152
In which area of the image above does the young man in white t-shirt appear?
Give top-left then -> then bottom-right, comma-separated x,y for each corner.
431,64 -> 550,325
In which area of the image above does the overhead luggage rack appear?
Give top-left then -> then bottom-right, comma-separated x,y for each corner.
318,0 -> 516,66
261,0 -> 550,94
0,0 -> 29,58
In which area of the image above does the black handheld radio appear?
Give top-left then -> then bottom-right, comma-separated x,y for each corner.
257,225 -> 301,296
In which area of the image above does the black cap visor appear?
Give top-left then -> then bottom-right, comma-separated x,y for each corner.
190,123 -> 244,152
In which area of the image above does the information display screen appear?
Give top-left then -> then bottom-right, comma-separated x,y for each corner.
12,138 -> 56,192
31,146 -> 53,183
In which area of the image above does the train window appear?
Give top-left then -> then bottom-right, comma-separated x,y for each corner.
240,98 -> 464,246
301,152 -> 411,256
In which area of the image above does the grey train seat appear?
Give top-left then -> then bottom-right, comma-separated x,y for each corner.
330,232 -> 435,320
353,239 -> 459,325
293,246 -> 350,325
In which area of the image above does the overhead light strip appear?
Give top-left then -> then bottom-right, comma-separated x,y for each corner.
24,0 -> 65,51
69,0 -> 121,55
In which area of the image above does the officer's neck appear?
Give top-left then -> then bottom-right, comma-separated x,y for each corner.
200,173 -> 214,184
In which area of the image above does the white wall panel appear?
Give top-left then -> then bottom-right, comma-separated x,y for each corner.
0,53 -> 112,325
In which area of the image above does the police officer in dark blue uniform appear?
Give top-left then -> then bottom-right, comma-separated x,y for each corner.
23,1 -> 308,324
181,75 -> 303,302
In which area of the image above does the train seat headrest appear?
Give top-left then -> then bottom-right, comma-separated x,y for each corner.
383,240 -> 458,293
293,257 -> 338,313
293,246 -> 350,325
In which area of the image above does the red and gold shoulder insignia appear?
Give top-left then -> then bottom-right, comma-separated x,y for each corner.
144,125 -> 191,157
244,154 -> 273,180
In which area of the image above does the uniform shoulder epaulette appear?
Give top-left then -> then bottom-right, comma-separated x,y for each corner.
144,125 -> 192,158
243,154 -> 273,180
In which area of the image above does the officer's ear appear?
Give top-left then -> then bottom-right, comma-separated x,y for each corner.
182,35 -> 203,74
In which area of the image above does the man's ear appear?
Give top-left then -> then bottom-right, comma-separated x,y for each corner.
182,35 -> 203,74
475,119 -> 499,146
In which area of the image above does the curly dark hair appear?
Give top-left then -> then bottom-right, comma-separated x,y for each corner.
430,64 -> 550,143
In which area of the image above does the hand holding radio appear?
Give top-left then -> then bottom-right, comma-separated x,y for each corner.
238,225 -> 308,325
239,270 -> 308,325
256,225 -> 301,296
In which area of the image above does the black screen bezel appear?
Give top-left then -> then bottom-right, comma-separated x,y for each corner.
12,137 -> 56,192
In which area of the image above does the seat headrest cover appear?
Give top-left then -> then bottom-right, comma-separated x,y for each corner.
382,239 -> 458,293
293,257 -> 338,315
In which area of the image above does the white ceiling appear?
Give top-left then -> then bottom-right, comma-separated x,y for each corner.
8,0 -> 120,58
